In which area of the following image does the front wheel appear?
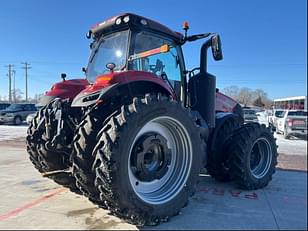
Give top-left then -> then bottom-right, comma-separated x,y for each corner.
26,101 -> 79,193
14,116 -> 22,125
93,94 -> 205,226
228,123 -> 278,190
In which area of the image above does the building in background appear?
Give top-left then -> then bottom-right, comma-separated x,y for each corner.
273,96 -> 307,110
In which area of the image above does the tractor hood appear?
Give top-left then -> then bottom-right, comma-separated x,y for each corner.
84,71 -> 169,93
46,78 -> 89,98
37,78 -> 89,106
71,70 -> 174,107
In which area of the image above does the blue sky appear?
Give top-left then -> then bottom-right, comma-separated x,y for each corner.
0,0 -> 306,100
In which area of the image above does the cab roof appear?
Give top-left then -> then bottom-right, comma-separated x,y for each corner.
90,13 -> 184,43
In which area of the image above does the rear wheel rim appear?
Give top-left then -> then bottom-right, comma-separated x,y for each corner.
128,116 -> 193,205
249,137 -> 272,179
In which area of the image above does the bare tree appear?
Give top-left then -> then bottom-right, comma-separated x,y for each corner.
222,85 -> 239,100
252,89 -> 272,109
28,93 -> 44,104
223,86 -> 272,109
253,96 -> 265,107
237,88 -> 253,106
11,89 -> 24,103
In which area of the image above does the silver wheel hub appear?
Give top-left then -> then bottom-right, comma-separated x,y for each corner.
128,116 -> 193,205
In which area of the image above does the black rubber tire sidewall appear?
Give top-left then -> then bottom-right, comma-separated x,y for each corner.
119,102 -> 201,216
14,116 -> 22,125
229,123 -> 277,189
26,101 -> 78,192
94,97 -> 204,224
206,116 -> 241,182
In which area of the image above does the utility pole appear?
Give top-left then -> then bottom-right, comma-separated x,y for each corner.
12,70 -> 16,103
21,62 -> 31,102
4,64 -> 14,103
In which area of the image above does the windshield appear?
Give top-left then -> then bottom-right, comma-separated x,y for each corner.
288,111 -> 307,116
5,104 -> 23,111
275,110 -> 284,118
87,30 -> 129,82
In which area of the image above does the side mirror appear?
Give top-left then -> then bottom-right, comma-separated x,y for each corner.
211,34 -> 223,61
106,63 -> 116,72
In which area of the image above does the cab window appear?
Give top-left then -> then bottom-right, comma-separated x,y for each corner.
129,31 -> 181,81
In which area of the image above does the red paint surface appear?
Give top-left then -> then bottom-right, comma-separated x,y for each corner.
79,70 -> 174,97
46,79 -> 89,100
229,190 -> 242,197
44,71 -> 238,113
197,187 -> 258,200
244,192 -> 258,200
0,188 -> 67,222
213,188 -> 225,196
198,187 -> 209,193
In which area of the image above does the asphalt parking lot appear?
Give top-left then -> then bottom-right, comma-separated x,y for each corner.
0,125 -> 307,229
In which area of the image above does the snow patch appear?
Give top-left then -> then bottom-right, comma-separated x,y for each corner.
0,125 -> 28,141
275,133 -> 307,156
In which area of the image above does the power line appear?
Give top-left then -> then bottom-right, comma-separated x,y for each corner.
21,62 -> 31,102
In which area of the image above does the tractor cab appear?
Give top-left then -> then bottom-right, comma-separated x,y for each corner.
85,13 -> 224,127
86,13 -> 185,89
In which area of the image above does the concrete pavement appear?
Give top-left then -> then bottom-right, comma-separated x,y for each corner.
0,146 -> 307,230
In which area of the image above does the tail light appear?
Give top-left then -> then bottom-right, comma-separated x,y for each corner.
287,118 -> 293,127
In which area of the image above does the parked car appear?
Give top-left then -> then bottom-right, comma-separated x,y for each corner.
256,111 -> 269,127
0,103 -> 37,125
276,110 -> 307,139
269,109 -> 285,128
243,108 -> 259,123
0,103 -> 10,111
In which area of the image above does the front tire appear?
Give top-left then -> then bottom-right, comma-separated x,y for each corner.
93,94 -> 205,226
14,116 -> 22,125
26,102 -> 78,193
228,123 -> 278,190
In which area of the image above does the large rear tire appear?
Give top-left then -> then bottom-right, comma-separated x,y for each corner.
26,102 -> 78,193
206,116 -> 241,182
228,123 -> 278,190
92,94 -> 205,226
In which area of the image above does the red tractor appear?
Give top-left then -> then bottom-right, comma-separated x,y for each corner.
26,13 -> 277,226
